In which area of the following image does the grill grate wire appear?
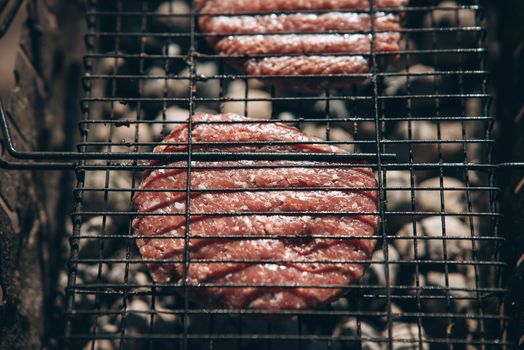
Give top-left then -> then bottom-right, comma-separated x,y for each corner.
58,1 -> 510,349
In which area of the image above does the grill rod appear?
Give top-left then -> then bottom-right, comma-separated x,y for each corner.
2,102 -> 520,170
0,100 -> 397,169
0,0 -> 25,38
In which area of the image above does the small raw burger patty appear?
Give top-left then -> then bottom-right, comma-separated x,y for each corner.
197,0 -> 408,89
133,113 -> 379,310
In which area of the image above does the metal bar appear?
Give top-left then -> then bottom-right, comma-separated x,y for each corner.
84,27 -> 486,37
63,334 -> 507,346
0,157 -> 75,169
66,285 -> 507,296
182,1 -> 197,348
0,100 -> 396,167
66,278 -> 508,289
80,93 -> 492,102
0,0 -> 24,38
65,234 -> 508,241
75,116 -> 495,123
66,258 -> 506,266
497,162 -> 524,169
85,5 -> 483,17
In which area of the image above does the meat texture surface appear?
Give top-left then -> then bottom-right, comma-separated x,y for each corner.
133,113 -> 379,310
197,0 -> 408,89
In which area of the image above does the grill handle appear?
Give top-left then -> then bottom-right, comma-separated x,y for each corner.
0,100 -> 396,170
0,0 -> 25,38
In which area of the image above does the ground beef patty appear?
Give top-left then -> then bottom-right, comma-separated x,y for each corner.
197,0 -> 407,90
133,113 -> 379,310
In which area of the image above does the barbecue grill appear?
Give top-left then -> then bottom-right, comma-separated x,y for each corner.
0,0 -> 517,349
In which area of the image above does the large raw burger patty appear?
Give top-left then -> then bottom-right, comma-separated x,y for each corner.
196,0 -> 407,89
132,113 -> 379,310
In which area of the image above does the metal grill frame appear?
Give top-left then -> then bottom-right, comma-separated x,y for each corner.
0,0 -> 515,349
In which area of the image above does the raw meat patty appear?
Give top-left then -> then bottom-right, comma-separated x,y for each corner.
133,113 -> 379,310
197,0 -> 408,90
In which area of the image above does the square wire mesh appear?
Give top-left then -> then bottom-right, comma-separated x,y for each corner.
65,0 -> 509,349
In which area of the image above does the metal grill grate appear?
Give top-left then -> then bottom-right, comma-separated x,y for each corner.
61,0 -> 509,349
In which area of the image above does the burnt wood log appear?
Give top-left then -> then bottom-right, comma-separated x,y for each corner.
0,0 -> 84,349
